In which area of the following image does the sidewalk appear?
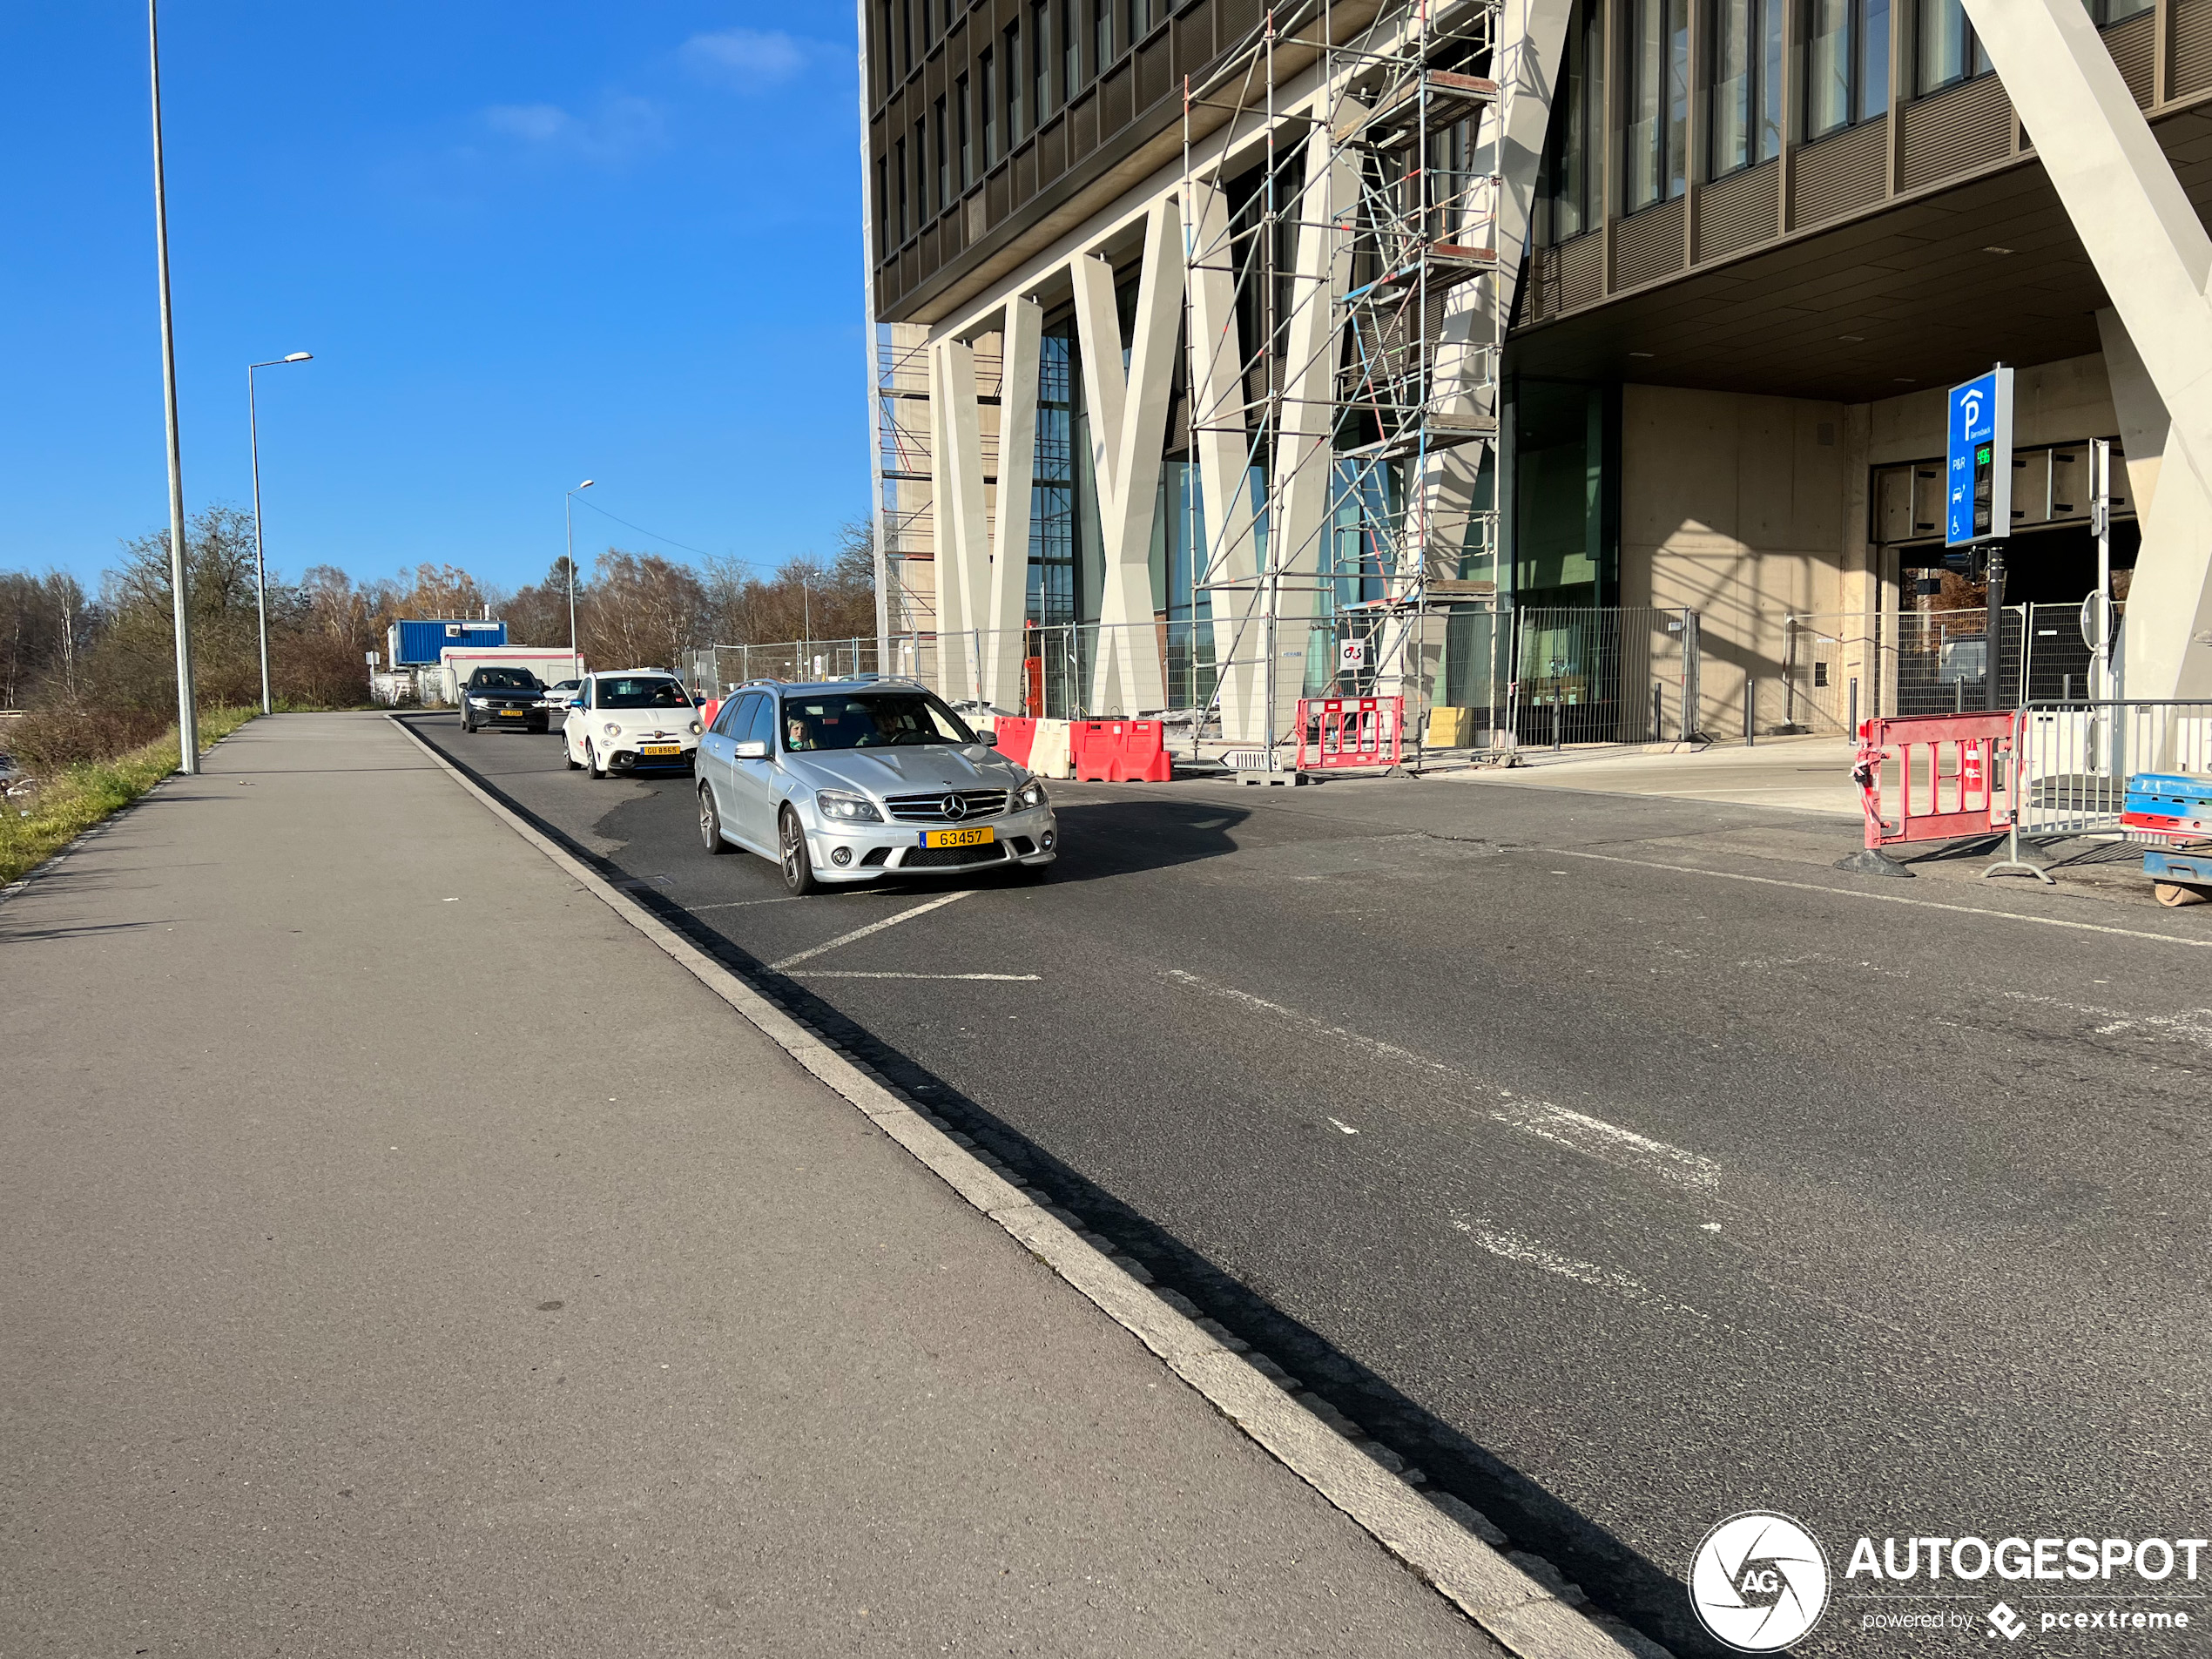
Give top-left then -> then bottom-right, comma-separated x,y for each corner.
0,714 -> 1495,1656
1441,736 -> 1860,817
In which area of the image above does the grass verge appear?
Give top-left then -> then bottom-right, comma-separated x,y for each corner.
0,707 -> 259,887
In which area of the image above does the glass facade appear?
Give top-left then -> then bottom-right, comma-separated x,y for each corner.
1538,0 -> 1603,240
1708,0 -> 1782,174
1624,0 -> 1689,212
1508,380 -> 1615,609
1915,0 -> 1989,93
1804,0 -> 1888,138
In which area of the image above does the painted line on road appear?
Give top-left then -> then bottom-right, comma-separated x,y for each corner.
390,713 -> 1649,1659
1532,846 -> 2212,949
1165,968 -> 1717,1192
770,890 -> 970,969
686,896 -> 805,912
796,971 -> 1042,981
1452,1218 -> 1719,1326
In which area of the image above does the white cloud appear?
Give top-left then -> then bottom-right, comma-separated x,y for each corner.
480,96 -> 665,165
681,28 -> 808,90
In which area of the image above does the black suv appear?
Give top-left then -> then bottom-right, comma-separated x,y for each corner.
461,667 -> 549,733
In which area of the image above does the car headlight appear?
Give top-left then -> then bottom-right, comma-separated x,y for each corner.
815,788 -> 882,823
603,722 -> 620,738
466,697 -> 487,707
688,720 -> 703,736
1017,776 -> 1049,810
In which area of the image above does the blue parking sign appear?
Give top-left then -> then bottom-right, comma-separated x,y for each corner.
1946,366 -> 2013,546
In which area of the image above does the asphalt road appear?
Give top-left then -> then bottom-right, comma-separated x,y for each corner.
415,713 -> 2212,1656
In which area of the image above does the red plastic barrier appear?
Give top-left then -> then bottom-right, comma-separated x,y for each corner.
1068,719 -> 1172,782
991,715 -> 1037,766
1851,711 -> 2013,850
1295,697 -> 1403,772
700,698 -> 722,731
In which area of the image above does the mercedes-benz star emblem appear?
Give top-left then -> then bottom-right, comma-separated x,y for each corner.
941,794 -> 968,819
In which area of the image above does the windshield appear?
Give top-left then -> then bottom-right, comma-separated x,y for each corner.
779,691 -> 977,752
596,677 -> 691,710
473,669 -> 542,691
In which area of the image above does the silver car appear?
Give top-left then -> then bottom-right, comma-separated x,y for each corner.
695,678 -> 1057,894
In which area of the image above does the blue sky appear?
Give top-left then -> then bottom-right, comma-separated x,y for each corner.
0,2 -> 867,597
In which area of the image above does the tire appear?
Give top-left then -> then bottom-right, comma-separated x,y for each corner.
2154,880 -> 2209,907
779,807 -> 820,895
564,738 -> 580,772
461,715 -> 474,733
587,740 -> 605,780
698,784 -> 733,854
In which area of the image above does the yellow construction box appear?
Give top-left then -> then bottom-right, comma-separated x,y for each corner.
1426,706 -> 1479,748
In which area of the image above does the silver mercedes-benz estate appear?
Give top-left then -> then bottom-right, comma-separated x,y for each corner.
694,678 -> 1058,895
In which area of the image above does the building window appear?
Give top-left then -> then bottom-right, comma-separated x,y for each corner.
958,74 -> 973,187
934,98 -> 948,210
879,0 -> 895,95
2092,0 -> 2154,18
915,118 -> 928,217
1538,0 -> 1602,241
981,48 -> 998,164
1032,2 -> 1053,122
1006,22 -> 1025,142
895,137 -> 908,240
1709,0 -> 1781,174
1096,0 -> 1114,66
901,0 -> 914,73
1063,0 -> 1080,94
1915,0 -> 1989,93
1805,0 -> 1889,138
875,155 -> 889,255
922,0 -> 934,42
1623,0 -> 1689,212
1128,0 -> 1151,49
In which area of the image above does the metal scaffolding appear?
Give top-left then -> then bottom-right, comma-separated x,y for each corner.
1181,0 -> 1507,764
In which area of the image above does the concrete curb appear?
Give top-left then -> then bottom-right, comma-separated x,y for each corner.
390,712 -> 1659,1659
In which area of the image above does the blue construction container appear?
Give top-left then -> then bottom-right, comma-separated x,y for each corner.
388,618 -> 506,666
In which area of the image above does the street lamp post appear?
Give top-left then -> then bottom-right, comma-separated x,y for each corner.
247,353 -> 314,715
147,0 -> 198,773
565,480 -> 594,679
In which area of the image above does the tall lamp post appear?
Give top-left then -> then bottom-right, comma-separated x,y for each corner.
247,353 -> 314,714
565,479 -> 594,679
148,0 -> 198,772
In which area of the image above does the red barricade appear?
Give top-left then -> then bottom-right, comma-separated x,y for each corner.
1295,697 -> 1403,772
700,698 -> 722,730
1069,718 -> 1172,782
991,715 -> 1037,766
1851,712 -> 2013,850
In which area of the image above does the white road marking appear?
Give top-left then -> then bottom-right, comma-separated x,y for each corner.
796,971 -> 1042,981
1534,846 -> 2212,949
687,896 -> 805,911
1164,968 -> 1716,1190
1452,1218 -> 1713,1322
1997,988 -> 2212,1051
770,890 -> 971,969
1328,1116 -> 1359,1135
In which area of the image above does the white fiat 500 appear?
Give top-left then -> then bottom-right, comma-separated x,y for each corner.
563,670 -> 703,778
695,678 -> 1056,894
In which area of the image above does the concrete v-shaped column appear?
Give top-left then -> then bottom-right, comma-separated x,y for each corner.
931,335 -> 987,704
1414,0 -> 1574,588
1074,196 -> 1182,716
1266,121 -> 1359,742
1185,174 -> 1267,742
1963,0 -> 2212,698
984,298 -> 1044,711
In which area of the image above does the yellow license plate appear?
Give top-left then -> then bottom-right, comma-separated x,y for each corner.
640,744 -> 682,756
496,709 -> 523,717
921,826 -> 995,848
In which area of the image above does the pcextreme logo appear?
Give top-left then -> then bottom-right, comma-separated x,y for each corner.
1689,1512 -> 1831,1652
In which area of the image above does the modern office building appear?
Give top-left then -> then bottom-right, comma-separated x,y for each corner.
859,0 -> 2212,745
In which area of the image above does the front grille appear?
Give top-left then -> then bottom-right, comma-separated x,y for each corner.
885,789 -> 1009,823
900,841 -> 1009,869
859,846 -> 892,867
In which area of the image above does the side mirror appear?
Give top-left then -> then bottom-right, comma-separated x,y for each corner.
978,730 -> 998,747
734,739 -> 768,759
566,698 -> 584,709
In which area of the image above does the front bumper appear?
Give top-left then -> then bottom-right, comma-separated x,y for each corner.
605,739 -> 698,772
800,806 -> 1059,883
473,705 -> 547,730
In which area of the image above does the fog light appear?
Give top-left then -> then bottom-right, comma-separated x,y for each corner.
1040,830 -> 1055,850
830,846 -> 853,867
